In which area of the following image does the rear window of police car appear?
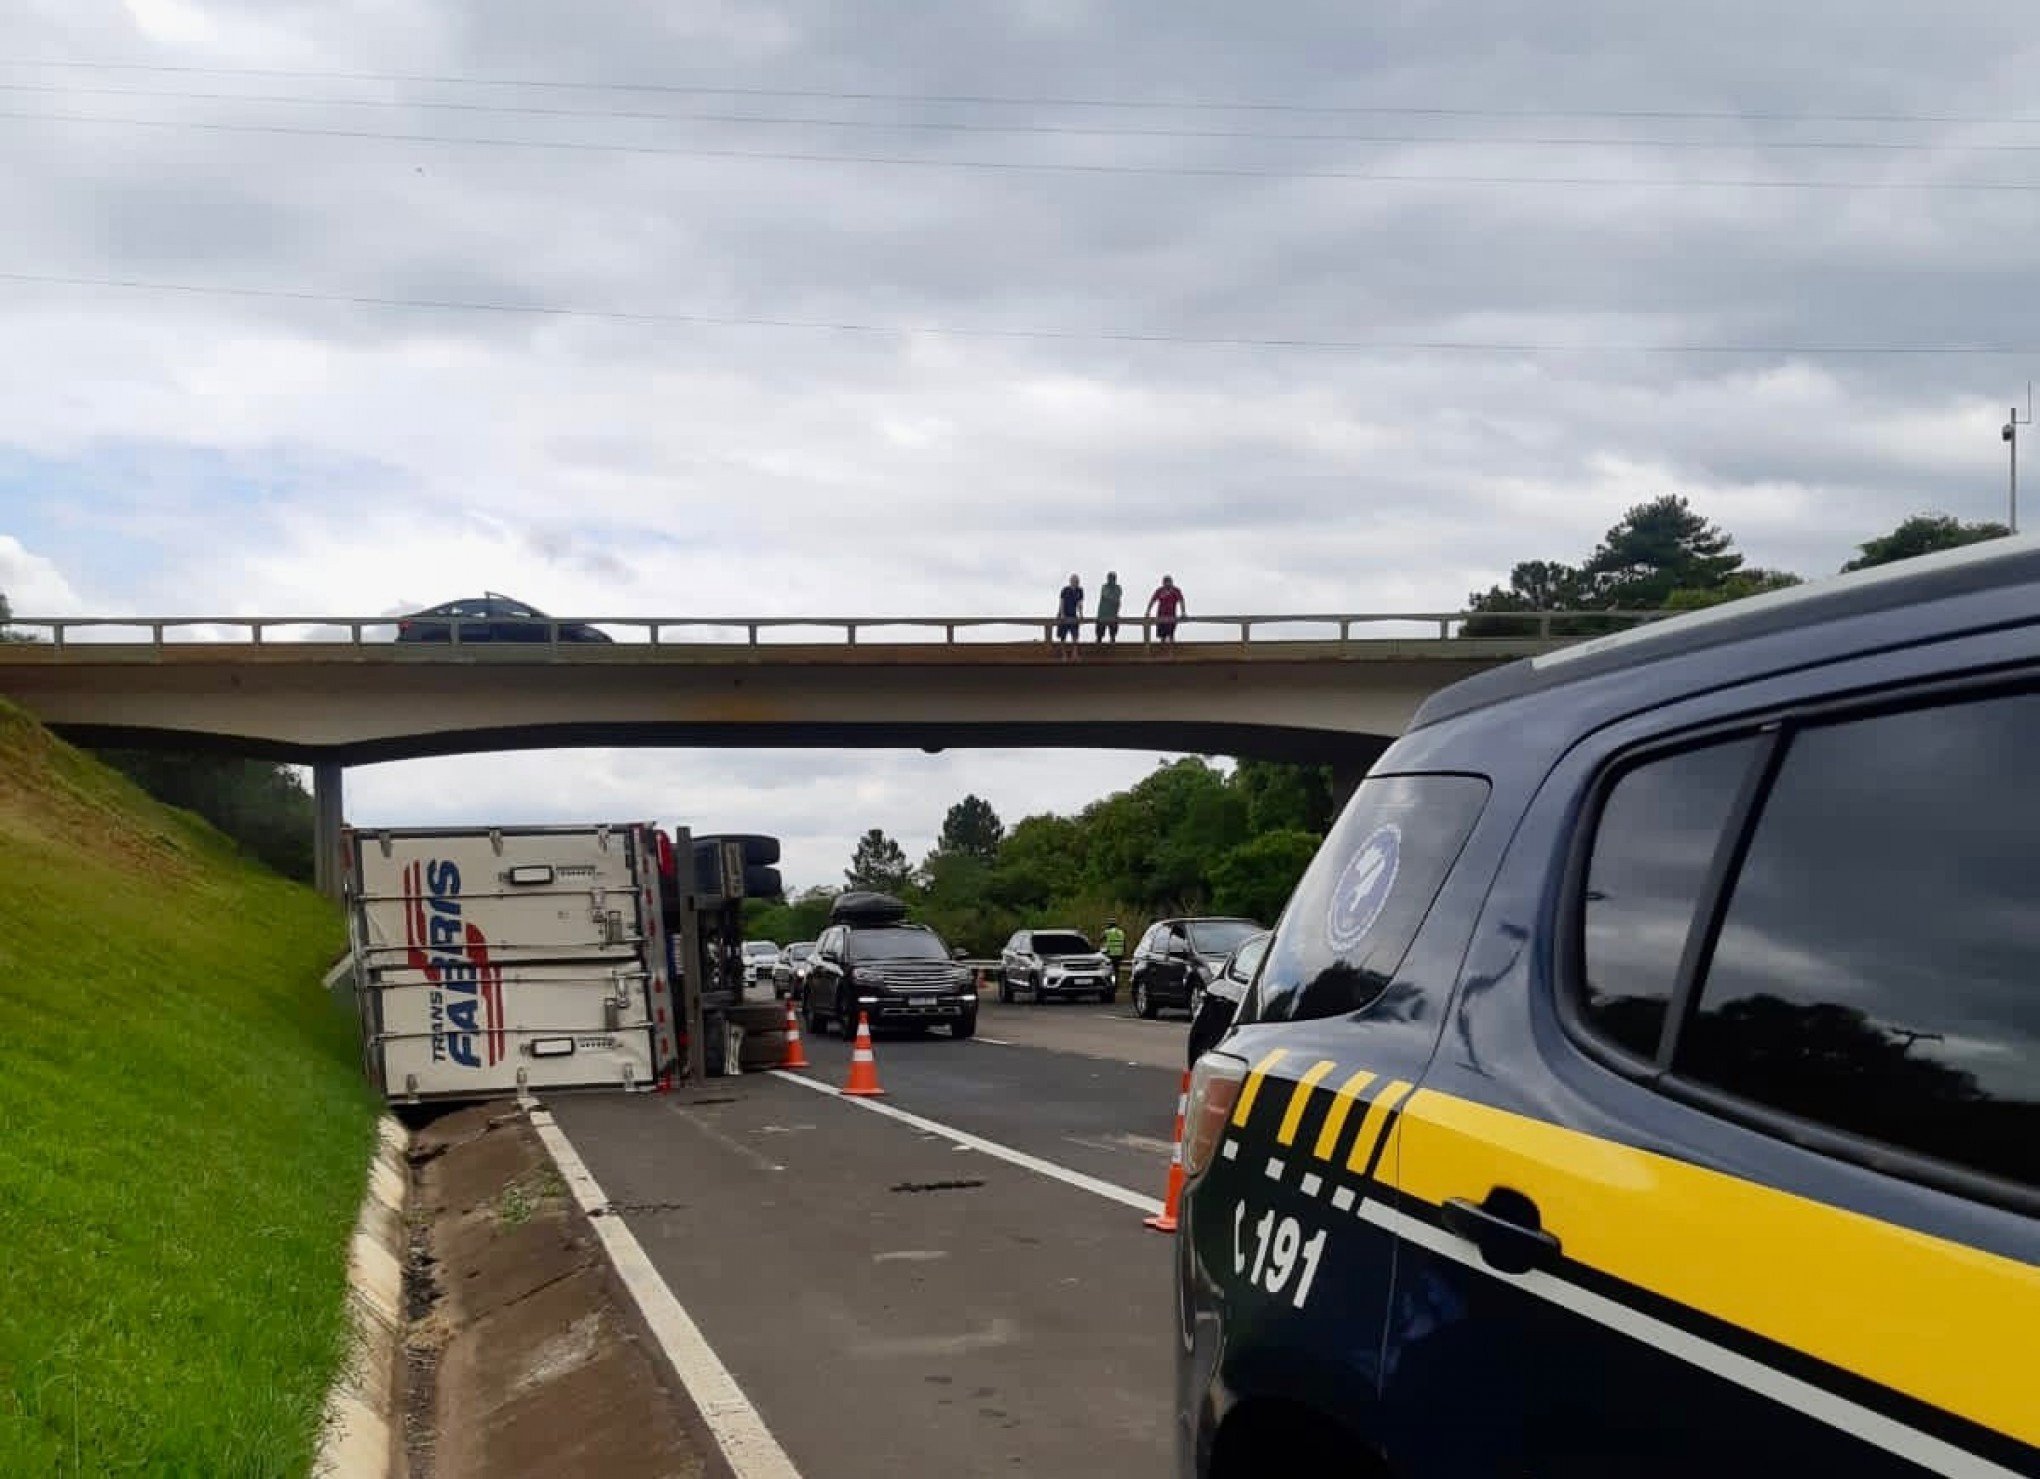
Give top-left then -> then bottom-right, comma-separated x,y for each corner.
1244,774 -> 1488,1025
1578,687 -> 2040,1196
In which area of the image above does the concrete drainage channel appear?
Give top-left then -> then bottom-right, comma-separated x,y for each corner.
315,1103 -> 721,1479
313,1116 -> 411,1478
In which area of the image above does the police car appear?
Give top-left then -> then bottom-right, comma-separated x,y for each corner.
1177,537 -> 2040,1477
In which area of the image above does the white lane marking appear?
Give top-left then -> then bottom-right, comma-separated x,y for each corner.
1362,1202 -> 2020,1479
530,1108 -> 804,1479
873,1249 -> 948,1264
1330,1186 -> 1357,1212
1264,1157 -> 1286,1182
1300,1173 -> 1324,1198
975,1036 -> 1015,1045
1221,1140 -> 1240,1162
773,1071 -> 1164,1216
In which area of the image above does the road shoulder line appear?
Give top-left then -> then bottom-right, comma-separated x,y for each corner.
528,1105 -> 803,1479
772,1070 -> 1165,1216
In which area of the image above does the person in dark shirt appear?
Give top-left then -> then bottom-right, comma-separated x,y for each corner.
1055,573 -> 1085,658
1095,571 -> 1123,644
1146,575 -> 1186,645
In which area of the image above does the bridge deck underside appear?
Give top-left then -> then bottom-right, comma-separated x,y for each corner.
0,639 -> 1549,765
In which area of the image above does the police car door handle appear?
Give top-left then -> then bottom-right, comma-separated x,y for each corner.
1440,1190 -> 1561,1277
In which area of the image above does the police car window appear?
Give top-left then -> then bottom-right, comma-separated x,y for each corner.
1243,774 -> 1487,1025
1580,738 -> 1760,1061
1678,693 -> 2040,1190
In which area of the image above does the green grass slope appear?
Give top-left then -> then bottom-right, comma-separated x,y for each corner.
0,702 -> 378,1476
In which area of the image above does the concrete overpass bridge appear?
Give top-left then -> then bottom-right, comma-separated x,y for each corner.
0,610 -> 1649,895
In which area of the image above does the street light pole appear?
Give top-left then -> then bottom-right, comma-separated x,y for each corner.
2005,383 -> 2033,535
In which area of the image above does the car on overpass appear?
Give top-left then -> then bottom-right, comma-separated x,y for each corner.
395,591 -> 614,644
1128,917 -> 1265,1021
997,928 -> 1116,1004
1174,536 -> 2040,1477
801,893 -> 976,1039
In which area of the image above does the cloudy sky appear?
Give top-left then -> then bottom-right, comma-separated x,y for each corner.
3,1 -> 2036,890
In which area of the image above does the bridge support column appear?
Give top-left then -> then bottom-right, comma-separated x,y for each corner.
1329,742 -> 1389,819
313,761 -> 345,903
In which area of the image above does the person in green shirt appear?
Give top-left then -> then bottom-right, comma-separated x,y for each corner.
1095,571 -> 1124,644
1100,920 -> 1127,985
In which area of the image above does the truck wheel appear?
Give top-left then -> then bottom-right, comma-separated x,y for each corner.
1134,978 -> 1158,1019
951,1011 -> 977,1040
837,991 -> 860,1039
998,975 -> 1014,1004
803,1000 -> 823,1036
1030,972 -> 1045,1003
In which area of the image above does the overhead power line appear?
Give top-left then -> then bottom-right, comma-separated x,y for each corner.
5,57 -> 2039,127
7,109 -> 2038,189
1,80 -> 2037,153
2,268 -> 2033,357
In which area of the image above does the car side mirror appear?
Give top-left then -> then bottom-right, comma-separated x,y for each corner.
951,947 -> 967,960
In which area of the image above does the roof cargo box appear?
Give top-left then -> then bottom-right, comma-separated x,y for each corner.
831,890 -> 909,924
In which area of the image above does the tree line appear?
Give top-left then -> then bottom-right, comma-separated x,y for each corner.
0,501 -> 2007,900
1462,498 -> 2006,634
744,755 -> 1335,957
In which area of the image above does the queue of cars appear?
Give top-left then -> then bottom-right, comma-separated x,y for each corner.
745,915 -> 1274,1061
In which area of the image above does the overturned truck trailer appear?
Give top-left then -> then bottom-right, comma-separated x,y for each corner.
344,823 -> 684,1101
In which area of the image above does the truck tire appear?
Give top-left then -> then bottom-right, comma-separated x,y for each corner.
739,1030 -> 788,1071
729,1000 -> 788,1034
1133,978 -> 1158,1020
837,989 -> 861,1039
951,1011 -> 977,1040
998,975 -> 1014,1004
702,1009 -> 729,1076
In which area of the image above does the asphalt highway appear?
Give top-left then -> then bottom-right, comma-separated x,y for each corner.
546,998 -> 1198,1478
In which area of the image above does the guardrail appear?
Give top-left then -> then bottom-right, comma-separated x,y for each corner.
1,609 -> 1669,651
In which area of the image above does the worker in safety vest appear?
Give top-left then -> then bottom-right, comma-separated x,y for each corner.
1100,921 -> 1127,984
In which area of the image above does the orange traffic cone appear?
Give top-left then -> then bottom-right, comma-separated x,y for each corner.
1145,1068 -> 1191,1232
842,1012 -> 887,1097
779,998 -> 811,1071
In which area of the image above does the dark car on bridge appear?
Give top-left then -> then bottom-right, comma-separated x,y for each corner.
998,928 -> 1116,1004
1172,538 -> 2040,1477
395,592 -> 613,644
1128,917 -> 1264,1021
801,893 -> 976,1039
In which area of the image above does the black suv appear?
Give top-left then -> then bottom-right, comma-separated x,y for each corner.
998,929 -> 1116,1003
801,894 -> 976,1039
1129,917 -> 1265,1020
1175,539 -> 2040,1478
396,592 -> 613,643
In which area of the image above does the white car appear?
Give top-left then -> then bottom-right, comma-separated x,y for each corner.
740,941 -> 781,992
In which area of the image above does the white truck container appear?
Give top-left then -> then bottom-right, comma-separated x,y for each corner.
343,822 -> 682,1101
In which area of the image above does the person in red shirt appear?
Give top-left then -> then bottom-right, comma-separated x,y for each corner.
1146,575 -> 1187,645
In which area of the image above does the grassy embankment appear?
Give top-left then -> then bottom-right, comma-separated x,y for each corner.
0,701 -> 379,1475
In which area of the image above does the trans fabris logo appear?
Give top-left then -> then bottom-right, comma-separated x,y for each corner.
403,859 -> 506,1068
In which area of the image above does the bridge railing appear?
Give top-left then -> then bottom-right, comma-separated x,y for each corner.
0,609 -> 1669,651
